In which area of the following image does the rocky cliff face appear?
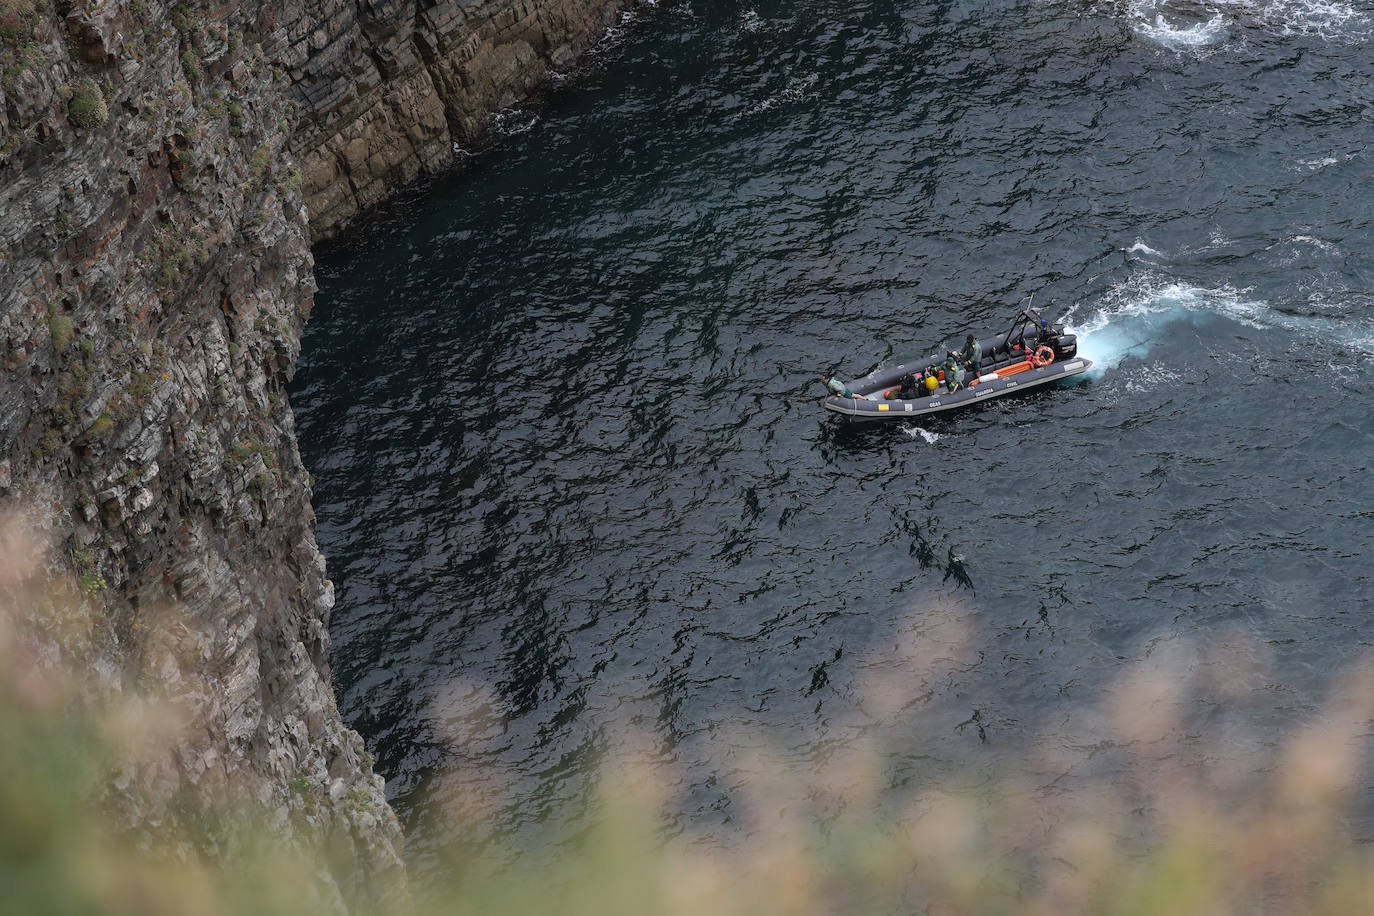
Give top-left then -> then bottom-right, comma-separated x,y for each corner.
286,0 -> 627,240
0,0 -> 625,902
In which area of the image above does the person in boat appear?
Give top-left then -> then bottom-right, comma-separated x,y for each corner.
944,357 -> 965,392
821,374 -> 856,398
958,333 -> 982,376
896,372 -> 925,399
883,377 -> 911,400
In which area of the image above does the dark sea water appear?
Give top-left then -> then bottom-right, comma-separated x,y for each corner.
291,0 -> 1374,867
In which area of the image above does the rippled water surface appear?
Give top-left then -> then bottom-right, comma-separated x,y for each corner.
291,0 -> 1374,864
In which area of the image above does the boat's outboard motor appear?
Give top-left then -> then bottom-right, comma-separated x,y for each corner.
1033,318 -> 1077,360
999,311 -> 1077,364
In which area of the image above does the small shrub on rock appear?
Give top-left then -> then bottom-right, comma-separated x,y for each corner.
50,314 -> 73,352
179,48 -> 200,85
87,412 -> 114,439
67,78 -> 108,129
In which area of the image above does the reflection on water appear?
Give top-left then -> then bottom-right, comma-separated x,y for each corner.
291,0 -> 1374,868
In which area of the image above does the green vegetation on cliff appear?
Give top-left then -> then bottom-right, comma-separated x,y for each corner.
0,0 -> 36,43
66,77 -> 108,129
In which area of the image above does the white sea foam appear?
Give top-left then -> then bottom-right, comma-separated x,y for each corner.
1065,274 -> 1374,378
1093,362 -> 1185,397
904,427 -> 945,443
1268,234 -> 1342,267
1293,152 -> 1355,172
1298,155 -> 1340,171
1200,230 -> 1234,250
741,9 -> 764,33
1125,0 -> 1370,48
746,73 -> 818,116
1210,0 -> 1370,36
1136,11 -> 1227,48
489,108 -> 540,136
1063,282 -> 1219,374
1126,240 -> 1166,258
592,7 -> 645,52
1287,235 -> 1339,254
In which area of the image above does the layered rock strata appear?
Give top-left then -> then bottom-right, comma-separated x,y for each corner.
287,0 -> 628,239
0,0 -> 626,903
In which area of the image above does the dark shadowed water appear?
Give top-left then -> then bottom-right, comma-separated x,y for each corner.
291,0 -> 1374,868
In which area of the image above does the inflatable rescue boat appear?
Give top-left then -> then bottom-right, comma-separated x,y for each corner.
821,309 -> 1091,422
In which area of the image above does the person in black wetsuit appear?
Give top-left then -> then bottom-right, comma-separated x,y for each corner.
897,373 -> 925,399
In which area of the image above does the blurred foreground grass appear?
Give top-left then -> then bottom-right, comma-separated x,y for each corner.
4,509 -> 1374,915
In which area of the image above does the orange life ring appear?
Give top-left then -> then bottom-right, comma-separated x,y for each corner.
1032,345 -> 1055,368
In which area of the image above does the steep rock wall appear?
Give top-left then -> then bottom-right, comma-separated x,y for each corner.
0,1 -> 407,903
0,0 -> 627,903
286,0 -> 627,240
